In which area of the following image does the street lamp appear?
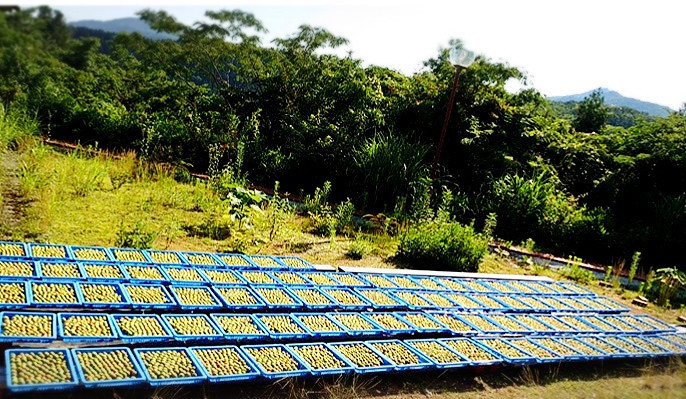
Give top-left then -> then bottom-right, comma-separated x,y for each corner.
430,45 -> 476,181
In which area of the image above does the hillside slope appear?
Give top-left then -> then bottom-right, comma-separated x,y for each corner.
550,88 -> 673,117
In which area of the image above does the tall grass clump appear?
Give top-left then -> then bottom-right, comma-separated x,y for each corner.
0,106 -> 38,150
397,219 -> 488,272
352,133 -> 430,211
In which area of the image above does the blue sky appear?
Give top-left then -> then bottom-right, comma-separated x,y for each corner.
19,0 -> 686,109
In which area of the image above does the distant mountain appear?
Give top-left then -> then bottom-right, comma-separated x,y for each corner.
69,17 -> 176,41
550,88 -> 673,117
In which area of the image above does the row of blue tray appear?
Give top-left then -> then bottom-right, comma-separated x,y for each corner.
0,309 -> 674,343
5,333 -> 686,392
0,257 -> 597,298
0,241 -> 597,297
0,241 -> 314,270
0,279 -> 627,314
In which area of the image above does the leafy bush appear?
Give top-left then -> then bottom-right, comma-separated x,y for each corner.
646,267 -> 685,307
346,239 -> 371,260
114,221 -> 156,249
397,220 -> 488,272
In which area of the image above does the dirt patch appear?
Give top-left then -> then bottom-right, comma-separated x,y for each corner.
0,151 -> 30,238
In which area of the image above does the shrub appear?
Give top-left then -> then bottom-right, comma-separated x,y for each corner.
346,239 -> 371,260
114,221 -> 156,249
397,220 -> 488,272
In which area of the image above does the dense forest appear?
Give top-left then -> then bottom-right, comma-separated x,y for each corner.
1,7 -> 685,270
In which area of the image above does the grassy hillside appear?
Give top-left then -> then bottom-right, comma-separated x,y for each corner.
1,113 -> 684,399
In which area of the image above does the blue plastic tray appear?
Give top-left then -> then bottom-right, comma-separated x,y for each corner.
292,313 -> 351,338
144,249 -> 187,265
179,251 -> 224,268
433,277 -> 472,292
508,337 -> 563,363
555,336 -> 610,359
468,294 -> 511,312
237,270 -> 281,285
328,341 -> 396,373
244,255 -> 291,270
189,345 -> 260,382
37,260 -> 86,281
5,348 -> 79,392
134,347 -> 206,385
0,259 -> 38,280
438,292 -> 487,311
438,338 -> 504,366
454,279 -> 493,293
619,335 -> 673,357
601,335 -> 652,357
162,266 -> 210,285
0,280 -> 31,308
212,285 -> 266,310
503,280 -> 543,295
524,281 -> 566,295
72,347 -> 146,388
363,312 -> 417,335
395,312 -> 451,334
123,283 -> 177,309
169,285 -> 223,310
112,313 -> 173,343
404,339 -> 468,369
254,313 -> 313,340
320,287 -> 371,310
506,314 -> 558,334
270,271 -> 313,286
109,247 -> 152,264
300,271 -> 344,287
70,245 -> 113,262
275,256 -> 316,270
454,313 -> 510,334
366,339 -> 434,371
28,243 -> 72,260
215,253 -> 257,269
554,314 -> 598,334
591,297 -> 630,313
354,288 -> 408,310
0,241 -> 29,258
79,282 -> 131,308
359,273 -> 400,289
242,344 -> 311,379
58,312 -> 118,342
598,315 -> 641,333
652,335 -> 686,355
575,335 -> 633,358
574,314 -> 620,333
527,337 -> 586,361
637,315 -> 677,333
198,269 -> 248,285
332,273 -> 373,288
554,281 -> 595,296
287,343 -> 355,376
426,312 -> 479,336
390,290 -> 438,310
490,295 -> 533,312
162,313 -> 224,341
80,262 -> 130,282
327,312 -> 385,336
122,264 -> 170,283
0,311 -> 56,342
210,313 -> 269,341
409,276 -> 450,292
479,280 -> 519,294
532,314 -> 580,334
288,286 -> 338,309
484,313 -> 534,334
474,337 -> 538,365
252,285 -> 304,310
510,295 -> 554,312
385,275 -> 424,291
30,280 -> 83,307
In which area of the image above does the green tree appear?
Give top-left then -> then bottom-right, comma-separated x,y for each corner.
573,89 -> 609,133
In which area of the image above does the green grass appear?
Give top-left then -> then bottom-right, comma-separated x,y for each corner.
1,130 -> 685,399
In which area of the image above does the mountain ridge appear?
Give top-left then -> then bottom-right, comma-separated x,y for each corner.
550,88 -> 672,117
68,17 -> 176,41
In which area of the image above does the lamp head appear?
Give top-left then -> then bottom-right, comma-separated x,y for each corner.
449,46 -> 476,67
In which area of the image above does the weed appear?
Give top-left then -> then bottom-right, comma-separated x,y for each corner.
346,238 -> 371,260
114,221 -> 156,249
628,251 -> 641,285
